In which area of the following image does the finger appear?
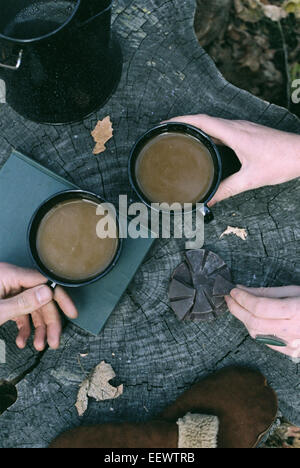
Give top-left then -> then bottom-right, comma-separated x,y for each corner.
230,289 -> 295,320
0,264 -> 48,292
225,295 -> 253,332
0,285 -> 53,325
167,115 -> 239,148
207,170 -> 247,206
54,287 -> 78,319
14,316 -> 31,349
225,296 -> 294,339
15,268 -> 47,289
40,301 -> 62,350
237,285 -> 300,299
31,310 -> 47,352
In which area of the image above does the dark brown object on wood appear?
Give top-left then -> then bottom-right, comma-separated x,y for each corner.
161,367 -> 278,449
213,275 -> 236,297
49,367 -> 277,448
0,0 -> 300,448
169,249 -> 231,321
49,420 -> 178,449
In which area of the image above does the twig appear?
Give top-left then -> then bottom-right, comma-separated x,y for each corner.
77,354 -> 89,378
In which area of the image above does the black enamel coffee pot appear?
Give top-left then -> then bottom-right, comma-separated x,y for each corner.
0,0 -> 122,124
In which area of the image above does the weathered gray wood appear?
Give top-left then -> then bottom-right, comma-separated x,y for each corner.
0,323 -> 40,382
0,0 -> 299,448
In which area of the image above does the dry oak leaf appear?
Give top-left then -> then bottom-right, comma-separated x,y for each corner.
220,226 -> 248,241
286,426 -> 300,448
91,116 -> 113,155
75,361 -> 124,416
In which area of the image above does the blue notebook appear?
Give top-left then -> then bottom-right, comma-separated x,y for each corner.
0,151 -> 155,334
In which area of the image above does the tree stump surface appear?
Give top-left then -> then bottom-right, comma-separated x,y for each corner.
0,0 -> 300,448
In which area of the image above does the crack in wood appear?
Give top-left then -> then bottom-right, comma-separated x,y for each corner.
0,347 -> 48,416
0,0 -> 300,447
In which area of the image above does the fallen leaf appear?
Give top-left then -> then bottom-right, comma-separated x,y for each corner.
284,0 -> 300,19
234,0 -> 264,23
240,48 -> 261,71
291,63 -> 300,82
91,116 -> 113,155
75,361 -> 123,416
234,0 -> 244,15
286,426 -> 300,438
262,4 -> 288,22
285,425 -> 300,448
234,0 -> 288,23
220,226 -> 248,241
75,379 -> 90,417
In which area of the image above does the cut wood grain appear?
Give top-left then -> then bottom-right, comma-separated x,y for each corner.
0,0 -> 299,448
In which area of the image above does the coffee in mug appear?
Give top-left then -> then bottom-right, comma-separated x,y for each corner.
135,132 -> 215,206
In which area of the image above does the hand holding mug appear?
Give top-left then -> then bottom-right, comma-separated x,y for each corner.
0,263 -> 78,351
168,115 -> 300,205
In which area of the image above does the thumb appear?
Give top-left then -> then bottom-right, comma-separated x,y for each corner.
208,171 -> 248,206
0,285 -> 53,326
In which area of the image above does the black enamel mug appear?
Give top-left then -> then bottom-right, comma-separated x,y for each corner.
28,190 -> 123,288
128,122 -> 223,223
0,0 -> 122,124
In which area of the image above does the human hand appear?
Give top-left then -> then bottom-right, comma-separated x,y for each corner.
0,263 -> 78,351
226,285 -> 300,359
168,115 -> 300,206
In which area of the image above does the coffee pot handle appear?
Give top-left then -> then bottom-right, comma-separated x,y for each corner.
78,1 -> 112,27
0,49 -> 23,71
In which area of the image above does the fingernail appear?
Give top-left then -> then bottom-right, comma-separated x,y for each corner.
36,286 -> 52,305
35,342 -> 45,352
16,338 -> 25,349
49,339 -> 60,350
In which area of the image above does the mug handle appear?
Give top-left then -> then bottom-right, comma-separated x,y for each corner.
203,205 -> 214,224
0,49 -> 23,71
46,281 -> 57,291
203,146 -> 240,224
